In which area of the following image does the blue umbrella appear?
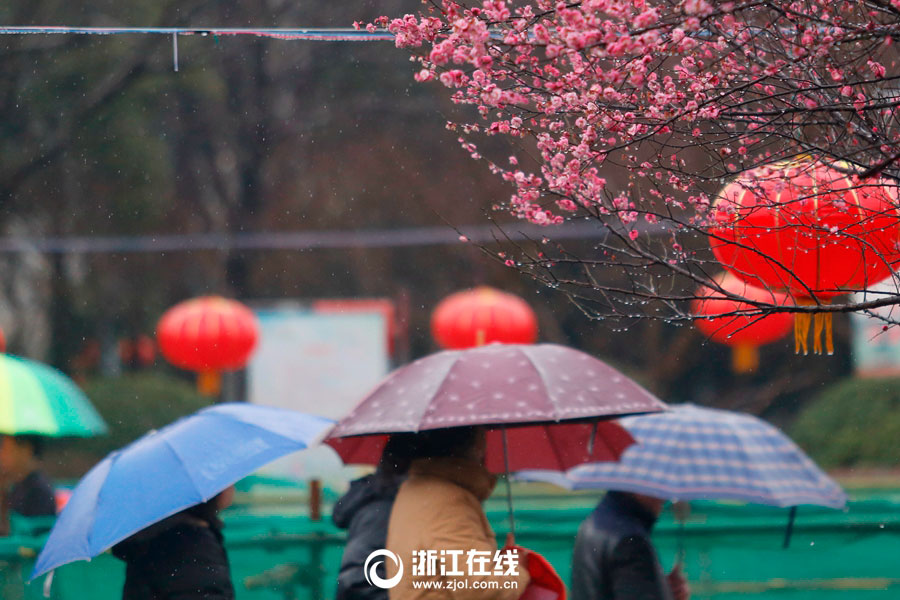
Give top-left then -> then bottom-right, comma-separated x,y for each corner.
32,403 -> 333,579
518,404 -> 846,509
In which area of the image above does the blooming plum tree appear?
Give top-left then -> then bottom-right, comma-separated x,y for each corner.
358,0 -> 900,340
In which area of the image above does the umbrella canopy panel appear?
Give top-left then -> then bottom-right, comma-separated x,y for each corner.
0,354 -> 107,437
328,344 -> 666,437
518,404 -> 847,509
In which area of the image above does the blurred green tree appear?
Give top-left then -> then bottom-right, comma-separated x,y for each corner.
45,372 -> 212,477
793,378 -> 900,468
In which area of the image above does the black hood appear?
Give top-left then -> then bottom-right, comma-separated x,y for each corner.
332,474 -> 402,529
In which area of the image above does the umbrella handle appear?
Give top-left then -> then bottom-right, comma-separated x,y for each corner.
587,422 -> 596,457
502,428 -> 516,541
0,485 -> 9,537
43,570 -> 54,598
783,506 -> 797,549
673,501 -> 690,565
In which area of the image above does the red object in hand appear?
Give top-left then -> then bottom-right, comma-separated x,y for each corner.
710,159 -> 900,300
431,287 -> 538,349
508,545 -> 566,600
156,296 -> 259,371
667,563 -> 690,600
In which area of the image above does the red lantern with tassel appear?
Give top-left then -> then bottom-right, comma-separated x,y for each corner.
710,158 -> 900,355
431,287 -> 538,349
693,275 -> 794,373
157,296 -> 259,396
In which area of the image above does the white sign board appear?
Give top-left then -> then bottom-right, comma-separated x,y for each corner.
851,280 -> 900,377
247,304 -> 390,486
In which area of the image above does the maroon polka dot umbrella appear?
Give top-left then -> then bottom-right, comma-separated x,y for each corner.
326,343 -> 666,473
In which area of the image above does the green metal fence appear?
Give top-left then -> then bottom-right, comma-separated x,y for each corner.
2,487 -> 898,599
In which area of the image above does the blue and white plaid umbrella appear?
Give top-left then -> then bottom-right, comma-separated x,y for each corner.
518,404 -> 846,509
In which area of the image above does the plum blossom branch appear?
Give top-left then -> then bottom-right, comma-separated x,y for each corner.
360,0 -> 900,325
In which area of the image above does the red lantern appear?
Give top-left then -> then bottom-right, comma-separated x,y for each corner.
693,275 -> 794,373
157,296 -> 259,396
710,159 -> 900,354
431,287 -> 538,349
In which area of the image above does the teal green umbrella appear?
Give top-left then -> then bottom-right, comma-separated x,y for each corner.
0,354 -> 107,437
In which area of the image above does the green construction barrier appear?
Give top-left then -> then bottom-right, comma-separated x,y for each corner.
2,486 -> 899,600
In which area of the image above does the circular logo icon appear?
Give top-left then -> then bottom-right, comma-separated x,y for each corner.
364,549 -> 404,589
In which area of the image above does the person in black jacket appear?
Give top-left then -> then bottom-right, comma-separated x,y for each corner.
0,435 -> 56,518
112,486 -> 236,600
332,434 -> 416,600
570,491 -> 689,600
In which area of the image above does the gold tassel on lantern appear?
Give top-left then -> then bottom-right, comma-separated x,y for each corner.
794,298 -> 833,356
794,300 -> 812,355
197,370 -> 222,396
813,309 -> 834,355
731,344 -> 759,374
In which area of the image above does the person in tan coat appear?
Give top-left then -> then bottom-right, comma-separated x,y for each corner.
386,427 -> 530,600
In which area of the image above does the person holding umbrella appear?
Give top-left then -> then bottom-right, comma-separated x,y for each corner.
30,403 -> 335,599
326,344 -> 667,599
570,491 -> 688,600
0,434 -> 56,519
386,426 -> 531,599
520,404 -> 849,600
334,433 -> 417,600
112,486 -> 237,599
0,354 -> 108,533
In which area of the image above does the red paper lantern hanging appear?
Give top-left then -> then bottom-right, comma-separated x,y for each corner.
157,296 -> 259,396
710,158 -> 900,355
431,287 -> 538,349
693,274 -> 794,373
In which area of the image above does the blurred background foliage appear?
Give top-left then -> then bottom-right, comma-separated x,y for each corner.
78,373 -> 211,453
0,1 -> 891,476
45,373 -> 212,475
792,378 -> 900,469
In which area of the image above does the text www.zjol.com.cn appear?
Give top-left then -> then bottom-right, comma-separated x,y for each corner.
412,579 -> 520,591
